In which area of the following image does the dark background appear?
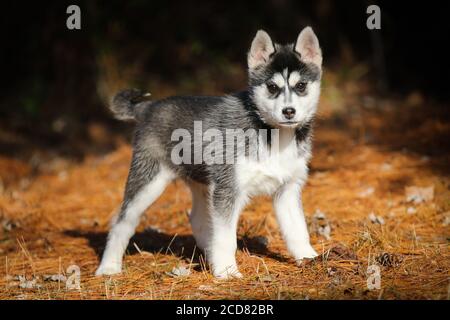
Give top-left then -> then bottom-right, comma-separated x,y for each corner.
0,1 -> 448,157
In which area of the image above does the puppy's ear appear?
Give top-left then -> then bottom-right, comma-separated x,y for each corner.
294,27 -> 322,67
248,30 -> 275,70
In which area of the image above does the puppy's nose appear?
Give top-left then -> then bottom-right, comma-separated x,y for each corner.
282,107 -> 296,120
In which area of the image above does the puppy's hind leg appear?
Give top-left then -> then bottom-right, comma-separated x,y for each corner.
96,154 -> 173,276
187,181 -> 210,251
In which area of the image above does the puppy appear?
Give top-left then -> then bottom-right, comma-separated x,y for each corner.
96,27 -> 322,279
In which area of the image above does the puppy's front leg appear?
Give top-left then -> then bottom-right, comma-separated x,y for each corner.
273,182 -> 318,263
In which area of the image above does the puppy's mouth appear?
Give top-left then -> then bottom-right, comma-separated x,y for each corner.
278,121 -> 300,127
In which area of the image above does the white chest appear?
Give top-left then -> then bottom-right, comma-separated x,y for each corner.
235,149 -> 308,197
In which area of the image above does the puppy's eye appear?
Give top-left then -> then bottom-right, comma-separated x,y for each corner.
294,81 -> 307,93
266,83 -> 280,95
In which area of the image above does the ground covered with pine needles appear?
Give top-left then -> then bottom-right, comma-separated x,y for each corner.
0,73 -> 449,299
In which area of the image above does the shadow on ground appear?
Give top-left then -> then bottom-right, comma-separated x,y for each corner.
64,228 -> 289,271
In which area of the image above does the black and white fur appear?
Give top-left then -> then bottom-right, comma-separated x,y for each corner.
96,27 -> 323,279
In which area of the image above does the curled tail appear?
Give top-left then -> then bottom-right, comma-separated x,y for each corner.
109,89 -> 151,121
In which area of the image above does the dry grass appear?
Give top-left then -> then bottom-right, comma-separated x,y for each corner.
0,76 -> 449,300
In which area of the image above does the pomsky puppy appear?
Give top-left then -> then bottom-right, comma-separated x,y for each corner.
96,27 -> 323,279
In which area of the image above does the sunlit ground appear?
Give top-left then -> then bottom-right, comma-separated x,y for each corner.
0,69 -> 448,299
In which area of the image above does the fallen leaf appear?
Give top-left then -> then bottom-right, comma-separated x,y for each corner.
405,186 -> 434,204
358,187 -> 375,198
167,265 -> 191,277
312,209 -> 331,240
198,285 -> 213,291
368,212 -> 385,225
16,276 -> 42,289
442,212 -> 450,226
43,274 -> 67,282
2,219 -> 20,232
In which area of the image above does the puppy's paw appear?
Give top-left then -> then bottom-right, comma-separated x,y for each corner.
214,270 -> 243,280
294,244 -> 318,265
95,263 -> 122,276
212,265 -> 243,280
